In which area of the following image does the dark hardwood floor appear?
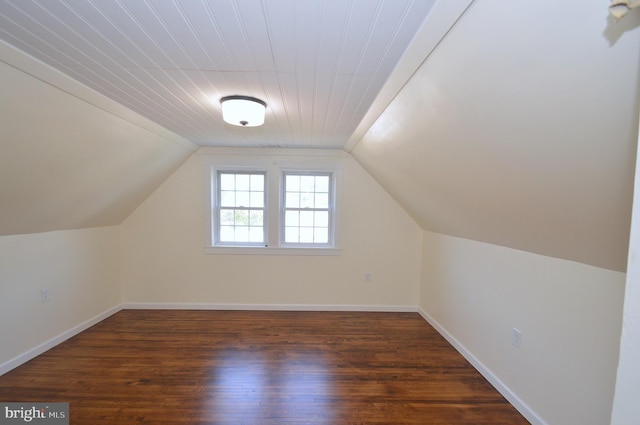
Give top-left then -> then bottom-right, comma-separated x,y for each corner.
0,310 -> 529,424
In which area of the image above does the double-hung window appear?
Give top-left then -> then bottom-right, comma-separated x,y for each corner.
215,171 -> 266,246
282,172 -> 333,246
206,150 -> 342,255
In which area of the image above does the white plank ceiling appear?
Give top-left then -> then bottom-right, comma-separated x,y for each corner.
0,0 -> 436,148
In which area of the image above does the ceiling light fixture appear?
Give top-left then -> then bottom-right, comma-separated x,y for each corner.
220,95 -> 266,127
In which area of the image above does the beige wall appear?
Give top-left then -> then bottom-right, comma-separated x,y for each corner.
420,231 -> 625,425
120,149 -> 422,308
0,41 -> 196,237
0,227 -> 121,370
351,0 -> 639,273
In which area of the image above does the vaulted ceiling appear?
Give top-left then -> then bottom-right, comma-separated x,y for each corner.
0,0 -> 638,271
351,1 -> 640,271
0,0 -> 435,148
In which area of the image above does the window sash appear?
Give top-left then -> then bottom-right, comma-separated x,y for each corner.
214,171 -> 267,246
281,171 -> 333,247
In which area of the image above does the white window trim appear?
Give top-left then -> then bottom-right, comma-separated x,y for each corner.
202,148 -> 343,256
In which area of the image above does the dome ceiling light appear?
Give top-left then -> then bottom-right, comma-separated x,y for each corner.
220,95 -> 266,127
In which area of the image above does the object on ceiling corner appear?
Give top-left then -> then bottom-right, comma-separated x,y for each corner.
609,0 -> 640,20
220,95 -> 267,127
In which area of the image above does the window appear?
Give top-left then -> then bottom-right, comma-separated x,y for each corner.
214,171 -> 266,246
205,149 -> 343,255
282,172 -> 332,246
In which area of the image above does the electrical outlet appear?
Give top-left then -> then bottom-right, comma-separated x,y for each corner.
364,272 -> 372,283
40,288 -> 50,303
512,328 -> 522,349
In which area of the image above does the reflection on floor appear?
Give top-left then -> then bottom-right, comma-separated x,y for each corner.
0,310 -> 529,424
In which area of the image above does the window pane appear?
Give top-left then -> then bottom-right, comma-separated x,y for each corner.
250,191 -> 264,208
300,192 -> 314,208
285,227 -> 299,243
300,176 -> 315,192
315,176 -> 329,193
220,209 -> 234,225
235,226 -> 249,241
315,193 -> 329,209
236,191 -> 250,207
299,227 -> 314,243
234,210 -> 249,225
285,211 -> 299,226
300,211 -> 314,226
286,175 -> 300,191
220,191 -> 235,207
220,173 -> 235,190
314,227 -> 328,243
249,227 -> 263,243
286,192 -> 300,208
220,226 -> 235,242
315,211 -> 328,227
249,210 -> 263,226
236,174 -> 250,191
250,174 -> 264,191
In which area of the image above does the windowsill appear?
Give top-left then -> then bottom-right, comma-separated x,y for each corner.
204,246 -> 341,256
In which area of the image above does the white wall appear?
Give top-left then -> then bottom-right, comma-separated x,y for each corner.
610,111 -> 640,425
120,149 -> 422,308
0,226 -> 121,372
420,231 -> 625,425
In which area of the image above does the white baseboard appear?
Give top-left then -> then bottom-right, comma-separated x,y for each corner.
417,308 -> 546,425
0,304 -> 123,376
123,302 -> 418,313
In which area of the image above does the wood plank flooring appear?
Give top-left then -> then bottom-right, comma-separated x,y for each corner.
0,310 -> 529,424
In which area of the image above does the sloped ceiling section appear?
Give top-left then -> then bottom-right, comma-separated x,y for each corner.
0,0 -> 436,148
351,0 -> 640,272
0,41 -> 197,236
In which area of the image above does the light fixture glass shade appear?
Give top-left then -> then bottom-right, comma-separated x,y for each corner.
220,95 -> 266,127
